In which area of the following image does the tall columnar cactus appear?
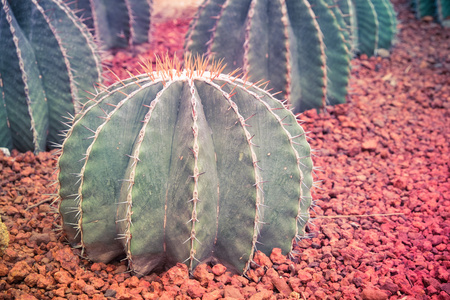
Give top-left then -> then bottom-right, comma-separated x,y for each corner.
411,0 -> 450,27
70,0 -> 153,49
185,0 -> 350,114
0,0 -> 102,153
57,56 -> 314,275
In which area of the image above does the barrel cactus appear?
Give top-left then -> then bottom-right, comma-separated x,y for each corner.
353,0 -> 398,56
410,0 -> 450,27
57,56 -> 314,275
69,0 -> 153,49
185,0 -> 350,114
184,0 -> 397,114
0,0 -> 102,153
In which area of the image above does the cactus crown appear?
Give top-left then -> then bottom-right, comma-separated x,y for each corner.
58,55 -> 313,275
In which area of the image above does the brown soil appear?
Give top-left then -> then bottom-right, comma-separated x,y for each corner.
0,0 -> 449,299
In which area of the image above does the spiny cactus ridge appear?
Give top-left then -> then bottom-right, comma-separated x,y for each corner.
0,0 -> 102,153
185,0 -> 397,114
70,0 -> 153,49
410,0 -> 450,26
57,56 -> 314,276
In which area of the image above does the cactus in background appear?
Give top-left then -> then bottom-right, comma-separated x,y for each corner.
57,56 -> 314,275
352,0 -> 398,56
185,0 -> 397,113
410,0 -> 450,27
70,0 -> 153,49
185,0 -> 351,114
0,0 -> 102,153
309,0 -> 352,106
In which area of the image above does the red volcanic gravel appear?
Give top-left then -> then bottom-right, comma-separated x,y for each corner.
0,0 -> 449,299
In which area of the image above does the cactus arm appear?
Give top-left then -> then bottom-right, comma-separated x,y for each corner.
354,0 -> 379,56
244,0 -> 290,101
185,0 -> 226,56
0,0 -> 47,152
208,0 -> 252,70
125,0 -> 152,45
309,0 -> 350,105
372,0 -> 397,50
285,0 -> 327,113
36,0 -> 102,107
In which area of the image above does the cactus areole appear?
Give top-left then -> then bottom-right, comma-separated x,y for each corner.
58,56 -> 314,276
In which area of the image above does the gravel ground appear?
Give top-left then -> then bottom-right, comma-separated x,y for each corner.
0,0 -> 449,299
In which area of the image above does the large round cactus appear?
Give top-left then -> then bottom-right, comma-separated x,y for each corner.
0,0 -> 102,153
58,56 -> 314,275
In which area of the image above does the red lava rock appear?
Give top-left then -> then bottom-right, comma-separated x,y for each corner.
296,269 -> 312,282
224,285 -> 243,298
264,268 -> 292,296
202,289 -> 223,300
212,263 -> 227,276
180,278 -> 206,298
0,262 -> 8,276
253,251 -> 273,268
52,247 -> 80,275
54,269 -> 74,285
248,289 -> 274,300
192,263 -> 214,286
361,288 -> 388,300
89,276 -> 105,289
269,248 -> 286,265
161,263 -> 189,286
8,260 -> 32,282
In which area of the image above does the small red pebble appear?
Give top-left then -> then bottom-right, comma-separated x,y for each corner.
270,248 -> 286,265
253,251 -> 273,268
360,288 -> 388,300
212,263 -> 227,276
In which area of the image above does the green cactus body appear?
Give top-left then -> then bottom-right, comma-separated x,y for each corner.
372,0 -> 397,50
354,0 -> 379,56
70,0 -> 152,49
309,0 -> 351,105
412,0 -> 437,18
336,0 -> 359,53
58,57 -> 314,275
437,0 -> 450,26
0,0 -> 101,153
185,0 -> 328,114
411,0 -> 450,26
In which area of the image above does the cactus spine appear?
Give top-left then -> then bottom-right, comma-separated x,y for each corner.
70,0 -> 153,49
58,56 -> 314,275
0,0 -> 102,153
